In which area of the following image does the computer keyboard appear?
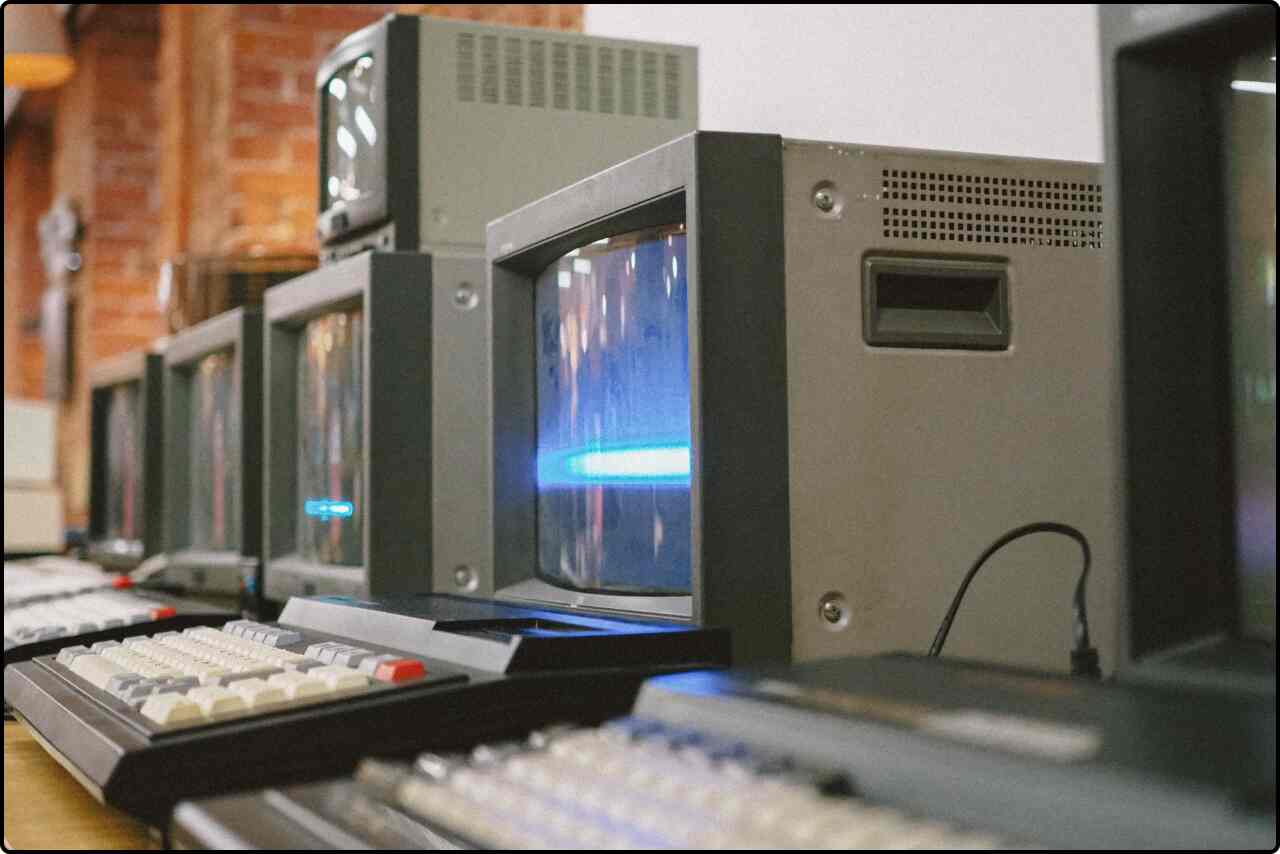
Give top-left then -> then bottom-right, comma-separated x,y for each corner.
4,558 -> 119,608
171,655 -> 1276,850
351,719 -> 1006,849
5,593 -> 728,827
56,621 -> 447,727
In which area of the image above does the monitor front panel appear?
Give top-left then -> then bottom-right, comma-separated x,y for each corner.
1223,34 -> 1277,643
104,381 -> 145,542
296,308 -> 365,567
534,223 -> 692,595
187,348 -> 241,551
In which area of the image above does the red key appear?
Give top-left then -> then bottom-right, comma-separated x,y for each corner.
149,606 -> 176,620
374,659 -> 426,683
111,576 -> 134,589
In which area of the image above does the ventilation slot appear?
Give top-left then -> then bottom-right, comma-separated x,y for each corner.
881,207 -> 1103,250
504,37 -> 523,106
641,51 -> 659,117
880,169 -> 1103,214
663,52 -> 681,119
529,40 -> 547,108
597,47 -> 615,113
456,33 -> 476,102
620,49 -> 637,115
552,43 -> 570,109
574,44 -> 592,111
480,35 -> 499,104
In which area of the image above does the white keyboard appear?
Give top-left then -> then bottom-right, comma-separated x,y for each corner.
4,588 -> 174,645
3,559 -> 118,608
365,719 -> 1010,849
54,621 -> 433,728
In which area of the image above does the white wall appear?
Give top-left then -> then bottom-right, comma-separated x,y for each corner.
585,4 -> 1102,162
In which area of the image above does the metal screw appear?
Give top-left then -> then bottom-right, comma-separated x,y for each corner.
818,591 -> 849,630
453,283 -> 478,311
453,565 -> 477,591
821,599 -> 843,624
813,187 -> 836,212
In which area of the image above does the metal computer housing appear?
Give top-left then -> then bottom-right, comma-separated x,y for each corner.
486,131 -> 1122,671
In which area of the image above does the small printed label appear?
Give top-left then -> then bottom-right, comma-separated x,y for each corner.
920,710 -> 1101,762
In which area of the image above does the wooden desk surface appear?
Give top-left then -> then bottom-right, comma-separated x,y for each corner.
3,719 -> 158,850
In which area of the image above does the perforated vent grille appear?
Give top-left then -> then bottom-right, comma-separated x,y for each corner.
454,33 -> 685,119
879,169 -> 1103,250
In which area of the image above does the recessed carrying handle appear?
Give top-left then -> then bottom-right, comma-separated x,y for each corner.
862,256 -> 1010,350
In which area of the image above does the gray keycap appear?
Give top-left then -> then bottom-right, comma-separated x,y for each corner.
91,640 -> 122,651
333,647 -> 375,668
127,613 -> 151,624
305,642 -> 342,662
293,659 -> 326,672
107,674 -> 143,696
123,682 -> 158,701
73,621 -> 101,633
265,630 -> 303,648
36,626 -> 67,639
56,646 -> 92,666
100,619 -> 125,629
167,676 -> 199,692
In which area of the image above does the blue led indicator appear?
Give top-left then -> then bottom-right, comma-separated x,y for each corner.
304,499 -> 355,519
538,442 -> 691,487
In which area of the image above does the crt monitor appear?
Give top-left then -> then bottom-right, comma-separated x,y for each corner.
262,252 -> 432,602
487,131 -> 1122,670
159,307 -> 263,602
1101,3 -> 1276,687
314,14 -> 697,262
87,348 -> 165,570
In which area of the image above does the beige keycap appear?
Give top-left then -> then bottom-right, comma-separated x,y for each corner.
70,655 -> 126,690
267,670 -> 328,700
185,685 -> 248,719
139,692 -> 203,725
228,678 -> 287,709
309,665 -> 369,693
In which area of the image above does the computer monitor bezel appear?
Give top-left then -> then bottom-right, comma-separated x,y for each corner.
161,307 -> 263,587
487,131 -> 792,662
314,14 -> 419,254
1101,3 -> 1276,663
262,251 -> 432,601
87,348 -> 165,569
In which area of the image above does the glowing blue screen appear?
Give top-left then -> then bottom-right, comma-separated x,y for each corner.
535,223 -> 691,594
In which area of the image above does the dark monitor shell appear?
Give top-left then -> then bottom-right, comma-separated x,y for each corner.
161,307 -> 264,591
1100,3 -> 1274,663
262,251 -> 432,602
314,15 -> 418,257
87,348 -> 165,568
487,131 -> 793,665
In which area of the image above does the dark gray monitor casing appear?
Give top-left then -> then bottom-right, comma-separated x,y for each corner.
1100,3 -> 1276,686
87,348 -> 165,571
488,131 -> 1122,670
262,252 -> 490,603
158,307 -> 263,599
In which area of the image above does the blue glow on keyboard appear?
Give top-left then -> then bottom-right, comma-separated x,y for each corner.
303,499 -> 355,519
538,442 -> 691,487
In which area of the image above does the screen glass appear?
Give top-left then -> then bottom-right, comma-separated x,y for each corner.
535,224 -> 691,595
1223,39 -> 1276,643
104,381 -> 144,541
187,349 -> 240,551
296,308 -> 365,566
323,53 -> 382,212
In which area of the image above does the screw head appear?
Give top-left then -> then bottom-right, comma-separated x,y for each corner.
813,187 -> 836,212
821,600 -> 843,623
817,591 -> 850,631
453,565 -> 478,591
453,283 -> 478,310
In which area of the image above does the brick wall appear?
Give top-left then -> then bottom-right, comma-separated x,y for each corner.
3,4 -> 583,527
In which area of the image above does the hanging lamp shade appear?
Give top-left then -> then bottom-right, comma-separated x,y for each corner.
4,4 -> 74,90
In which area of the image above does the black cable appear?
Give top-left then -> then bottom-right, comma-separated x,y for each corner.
927,522 -> 1101,679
